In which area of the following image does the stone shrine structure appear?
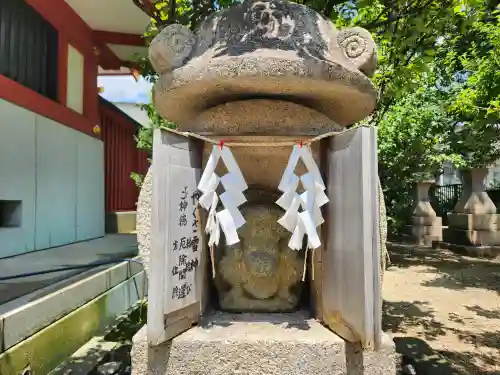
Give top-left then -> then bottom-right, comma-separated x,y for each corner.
132,0 -> 397,374
444,168 -> 500,257
411,179 -> 443,246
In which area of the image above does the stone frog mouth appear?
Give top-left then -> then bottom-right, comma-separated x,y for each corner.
148,0 -> 379,132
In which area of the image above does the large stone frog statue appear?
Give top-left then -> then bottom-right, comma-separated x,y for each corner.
138,0 -> 388,313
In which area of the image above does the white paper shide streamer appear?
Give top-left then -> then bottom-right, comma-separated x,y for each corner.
197,145 -> 247,247
276,145 -> 329,251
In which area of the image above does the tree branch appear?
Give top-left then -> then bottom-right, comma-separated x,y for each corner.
167,0 -> 177,24
132,0 -> 164,25
321,0 -> 344,18
363,0 -> 435,29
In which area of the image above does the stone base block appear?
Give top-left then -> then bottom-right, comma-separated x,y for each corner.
443,227 -> 500,246
441,242 -> 500,258
131,312 -> 398,375
447,213 -> 500,231
105,211 -> 137,233
411,215 -> 442,227
409,224 -> 442,246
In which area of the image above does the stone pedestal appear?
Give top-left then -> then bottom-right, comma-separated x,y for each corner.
443,168 -> 500,257
410,180 -> 442,246
131,313 -> 398,375
140,0 -> 391,372
454,168 -> 497,214
444,213 -> 500,245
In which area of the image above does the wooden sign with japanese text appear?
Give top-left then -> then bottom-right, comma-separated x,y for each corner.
164,166 -> 202,314
323,126 -> 382,351
148,129 -> 205,346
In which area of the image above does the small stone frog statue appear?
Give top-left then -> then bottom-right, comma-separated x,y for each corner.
214,202 -> 304,312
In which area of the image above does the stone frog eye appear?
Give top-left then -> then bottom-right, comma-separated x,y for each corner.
148,24 -> 195,74
337,26 -> 377,77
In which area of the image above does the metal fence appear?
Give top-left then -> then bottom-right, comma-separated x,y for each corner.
429,184 -> 463,224
429,184 -> 500,222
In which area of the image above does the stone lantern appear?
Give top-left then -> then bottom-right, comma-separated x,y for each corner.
132,1 -> 397,374
444,167 -> 500,256
411,179 -> 443,246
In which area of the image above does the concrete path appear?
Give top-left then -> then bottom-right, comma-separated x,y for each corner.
0,234 -> 138,308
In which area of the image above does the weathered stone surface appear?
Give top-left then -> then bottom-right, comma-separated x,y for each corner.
454,168 -> 497,214
149,0 -> 378,130
136,168 -> 152,276
202,135 -> 322,191
410,180 -> 443,246
411,215 -> 442,226
412,180 -> 437,219
149,24 -> 195,73
215,203 -> 304,312
441,242 -> 500,258
443,227 -> 500,246
136,6 -> 390,374
447,213 -> 500,231
410,222 -> 443,246
131,313 -> 398,375
192,99 -> 341,135
445,169 -> 500,251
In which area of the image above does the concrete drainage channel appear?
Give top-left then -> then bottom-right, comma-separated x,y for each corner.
50,303 -> 146,375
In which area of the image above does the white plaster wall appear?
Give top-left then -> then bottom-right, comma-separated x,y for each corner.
0,99 -> 104,258
66,44 -> 85,114
0,100 -> 37,257
112,102 -> 151,128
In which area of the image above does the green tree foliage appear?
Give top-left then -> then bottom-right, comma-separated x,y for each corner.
439,5 -> 500,168
131,0 -> 500,232
377,71 -> 465,233
376,2 -> 500,233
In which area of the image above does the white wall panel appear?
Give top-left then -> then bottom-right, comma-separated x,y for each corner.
0,99 -> 105,257
0,99 -> 36,258
35,117 -> 77,249
76,132 -> 105,241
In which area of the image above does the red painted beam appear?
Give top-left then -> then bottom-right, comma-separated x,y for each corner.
26,0 -> 125,70
94,31 -> 146,47
58,35 -> 69,105
84,54 -> 100,125
0,74 -> 99,139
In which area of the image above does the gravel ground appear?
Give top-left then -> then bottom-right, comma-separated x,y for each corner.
384,244 -> 500,375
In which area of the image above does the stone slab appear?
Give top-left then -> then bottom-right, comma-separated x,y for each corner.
0,234 -> 138,306
0,271 -> 146,375
49,336 -> 121,375
447,213 -> 500,231
411,216 -> 442,226
410,224 -> 442,246
131,312 -> 398,375
105,211 -> 137,234
1,258 -> 143,351
443,227 -> 500,246
440,242 -> 500,259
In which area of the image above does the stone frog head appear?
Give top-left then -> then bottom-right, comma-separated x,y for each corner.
215,203 -> 304,312
148,0 -> 378,134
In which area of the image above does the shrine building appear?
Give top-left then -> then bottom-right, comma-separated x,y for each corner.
0,0 -> 150,258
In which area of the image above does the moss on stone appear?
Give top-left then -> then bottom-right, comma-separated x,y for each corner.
0,290 -> 109,375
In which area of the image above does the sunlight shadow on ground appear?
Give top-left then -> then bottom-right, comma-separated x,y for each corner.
387,243 -> 500,294
385,245 -> 500,375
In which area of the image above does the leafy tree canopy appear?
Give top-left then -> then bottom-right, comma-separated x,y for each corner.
131,0 -> 500,232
